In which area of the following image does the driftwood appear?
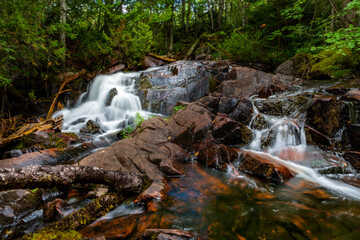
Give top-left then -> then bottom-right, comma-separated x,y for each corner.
46,69 -> 86,119
0,165 -> 144,194
148,53 -> 177,62
0,118 -> 62,148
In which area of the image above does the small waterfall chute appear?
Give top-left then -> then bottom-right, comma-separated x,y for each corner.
53,70 -> 155,138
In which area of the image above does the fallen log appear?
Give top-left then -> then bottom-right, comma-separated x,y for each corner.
0,117 -> 62,148
148,53 -> 177,62
0,165 -> 144,194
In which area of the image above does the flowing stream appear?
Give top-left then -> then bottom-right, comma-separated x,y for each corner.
54,72 -> 360,239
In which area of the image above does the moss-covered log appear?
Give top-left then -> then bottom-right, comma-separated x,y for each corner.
49,193 -> 122,230
0,165 -> 143,194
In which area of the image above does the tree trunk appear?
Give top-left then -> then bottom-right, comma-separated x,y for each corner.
241,0 -> 246,27
207,0 -> 214,32
186,0 -> 191,33
181,0 -> 186,30
170,1 -> 175,54
0,165 -> 144,194
218,0 -> 224,30
60,0 -> 66,63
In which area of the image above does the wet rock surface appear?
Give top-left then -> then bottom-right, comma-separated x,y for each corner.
138,61 -> 227,115
0,189 -> 42,227
141,229 -> 198,240
0,142 -> 96,168
239,151 -> 294,182
80,120 -> 104,134
254,95 -> 309,117
105,88 -> 118,106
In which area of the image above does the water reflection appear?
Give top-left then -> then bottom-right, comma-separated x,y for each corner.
81,164 -> 360,239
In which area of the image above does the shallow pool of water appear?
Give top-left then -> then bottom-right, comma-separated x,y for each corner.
81,163 -> 360,239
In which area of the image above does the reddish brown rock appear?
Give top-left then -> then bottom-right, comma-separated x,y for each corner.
343,89 -> 360,101
169,103 -> 213,149
212,114 -> 252,146
218,97 -> 239,114
258,83 -> 288,98
229,98 -> 254,125
217,66 -> 299,98
104,64 -> 125,74
194,135 -> 240,170
239,151 -> 294,182
197,96 -> 220,115
141,229 -> 198,240
142,56 -> 165,69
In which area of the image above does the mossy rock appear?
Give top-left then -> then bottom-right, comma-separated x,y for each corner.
24,229 -> 82,240
310,50 -> 355,79
276,50 -> 358,80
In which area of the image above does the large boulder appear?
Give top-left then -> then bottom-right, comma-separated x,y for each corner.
216,66 -> 299,98
137,61 -> 224,115
274,53 -> 312,78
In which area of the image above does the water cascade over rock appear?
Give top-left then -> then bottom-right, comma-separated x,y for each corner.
53,71 -> 153,138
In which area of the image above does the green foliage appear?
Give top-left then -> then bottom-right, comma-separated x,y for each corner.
323,26 -> 360,54
28,90 -> 36,101
119,125 -> 135,139
135,112 -> 145,126
219,31 -> 265,62
173,105 -> 186,114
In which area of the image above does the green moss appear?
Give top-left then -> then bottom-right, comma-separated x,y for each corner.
208,77 -> 218,93
310,50 -> 354,79
24,229 -> 82,240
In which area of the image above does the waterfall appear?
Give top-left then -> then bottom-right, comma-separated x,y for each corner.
53,70 -> 154,138
243,98 -> 360,200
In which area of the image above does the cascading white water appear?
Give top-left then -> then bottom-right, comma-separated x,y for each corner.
53,71 -> 154,138
244,100 -> 360,200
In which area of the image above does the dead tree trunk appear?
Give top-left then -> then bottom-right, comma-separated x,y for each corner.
0,165 -> 144,194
